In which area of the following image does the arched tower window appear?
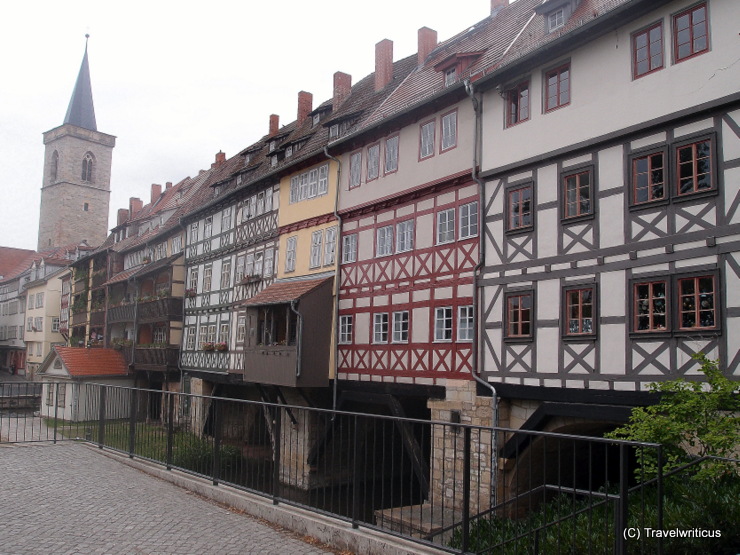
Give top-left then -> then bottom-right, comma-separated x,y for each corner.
81,152 -> 95,183
50,151 -> 59,182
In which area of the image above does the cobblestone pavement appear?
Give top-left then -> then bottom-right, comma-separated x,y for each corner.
0,443 -> 336,554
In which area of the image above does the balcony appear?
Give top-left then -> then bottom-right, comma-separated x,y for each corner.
138,297 -> 183,323
70,311 -> 88,327
243,346 -> 300,387
134,346 -> 179,370
90,310 -> 105,327
108,303 -> 135,324
73,279 -> 88,294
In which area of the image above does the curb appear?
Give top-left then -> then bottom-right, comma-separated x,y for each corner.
86,444 -> 448,555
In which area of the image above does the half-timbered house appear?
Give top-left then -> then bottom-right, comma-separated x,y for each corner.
470,0 -> 740,499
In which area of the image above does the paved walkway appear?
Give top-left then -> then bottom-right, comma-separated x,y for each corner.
0,443 -> 336,555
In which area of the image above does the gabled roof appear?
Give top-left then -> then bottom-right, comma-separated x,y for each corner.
48,346 -> 130,378
241,277 -> 333,307
0,247 -> 36,281
64,39 -> 97,132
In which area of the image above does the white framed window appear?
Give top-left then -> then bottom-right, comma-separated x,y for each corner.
310,231 -> 323,269
285,145 -> 293,158
256,193 -> 265,215
548,8 -> 565,32
350,152 -> 362,188
264,189 -> 273,212
190,222 -> 199,243
153,325 -> 166,344
392,311 -> 409,343
172,236 -> 182,254
420,120 -> 435,159
203,265 -> 213,292
299,173 -> 309,200
218,322 -> 229,344
220,259 -> 231,289
385,135 -> 399,173
290,176 -> 299,204
367,144 -> 380,181
376,226 -> 393,257
189,267 -> 199,290
204,216 -> 213,238
186,327 -> 196,350
342,234 -> 357,264
263,249 -> 274,278
52,317 -> 60,333
36,293 -> 44,308
441,111 -> 457,151
318,165 -> 329,195
458,305 -> 474,341
285,236 -> 297,272
444,67 -> 457,87
460,201 -> 479,239
207,323 -> 217,344
339,315 -> 353,344
198,324 -> 208,347
437,208 -> 456,244
246,253 -> 255,276
373,313 -> 389,343
434,307 -> 453,342
34,317 -> 43,332
308,169 -> 319,198
396,220 -> 414,253
253,252 -> 264,277
237,315 -> 246,343
222,206 -> 232,230
324,227 -> 337,266
235,255 -> 245,282
329,124 -> 339,139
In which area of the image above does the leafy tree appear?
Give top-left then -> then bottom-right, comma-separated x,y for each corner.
607,353 -> 739,481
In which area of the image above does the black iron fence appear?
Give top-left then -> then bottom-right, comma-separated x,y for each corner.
2,381 -> 734,554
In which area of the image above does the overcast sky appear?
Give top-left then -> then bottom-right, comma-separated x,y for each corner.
0,1 -> 494,252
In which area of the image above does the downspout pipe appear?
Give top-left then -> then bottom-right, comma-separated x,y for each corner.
324,146 -> 342,416
465,78 -> 499,507
290,300 -> 302,378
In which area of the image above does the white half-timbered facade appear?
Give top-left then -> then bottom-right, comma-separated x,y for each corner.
476,0 -> 740,397
181,156 -> 280,381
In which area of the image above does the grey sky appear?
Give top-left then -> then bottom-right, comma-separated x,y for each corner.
0,0 -> 492,251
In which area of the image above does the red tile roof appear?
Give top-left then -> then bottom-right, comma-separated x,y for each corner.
53,346 -> 130,378
0,247 -> 37,281
241,277 -> 333,307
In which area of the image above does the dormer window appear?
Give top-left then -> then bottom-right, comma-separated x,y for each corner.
444,67 -> 457,87
329,124 -> 339,139
269,140 -> 276,152
286,145 -> 293,158
213,185 -> 221,197
244,154 -> 251,165
313,114 -> 320,126
271,155 -> 278,167
548,8 -> 565,31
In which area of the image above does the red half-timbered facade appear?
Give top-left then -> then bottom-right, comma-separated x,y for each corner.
338,180 -> 479,384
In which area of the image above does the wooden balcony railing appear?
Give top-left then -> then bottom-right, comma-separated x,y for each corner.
134,346 -> 180,369
137,297 -> 183,323
108,303 -> 135,324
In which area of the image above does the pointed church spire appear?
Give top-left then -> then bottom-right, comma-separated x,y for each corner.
64,35 -> 97,131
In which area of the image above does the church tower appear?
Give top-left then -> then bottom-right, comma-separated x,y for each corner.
37,37 -> 116,251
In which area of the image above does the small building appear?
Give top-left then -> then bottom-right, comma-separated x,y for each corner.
37,346 -> 133,421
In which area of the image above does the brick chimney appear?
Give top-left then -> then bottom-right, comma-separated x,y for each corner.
269,114 -> 279,137
129,197 -> 143,218
150,184 -> 162,205
297,91 -> 313,125
375,39 -> 393,92
418,27 -> 438,66
333,72 -> 352,109
165,181 -> 172,190
491,0 -> 507,15
117,209 -> 129,226
212,151 -> 226,169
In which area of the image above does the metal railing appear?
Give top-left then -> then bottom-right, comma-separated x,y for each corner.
3,381 -> 730,554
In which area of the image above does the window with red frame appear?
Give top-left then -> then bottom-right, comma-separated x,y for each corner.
634,280 -> 668,332
563,170 -> 592,219
633,152 -> 666,204
545,64 -> 570,112
506,81 -> 529,126
678,275 -> 715,329
506,293 -> 533,338
633,23 -> 664,78
674,3 -> 709,62
565,287 -> 594,336
508,185 -> 533,230
676,139 -> 712,196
